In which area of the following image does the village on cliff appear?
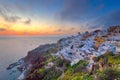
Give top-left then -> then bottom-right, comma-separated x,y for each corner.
8,26 -> 120,80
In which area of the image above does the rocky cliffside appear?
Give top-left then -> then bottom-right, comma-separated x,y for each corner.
24,44 -> 57,64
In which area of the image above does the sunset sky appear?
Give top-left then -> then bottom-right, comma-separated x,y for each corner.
0,0 -> 120,35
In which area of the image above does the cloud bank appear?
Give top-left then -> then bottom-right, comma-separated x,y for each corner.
58,0 -> 120,29
0,28 -> 6,31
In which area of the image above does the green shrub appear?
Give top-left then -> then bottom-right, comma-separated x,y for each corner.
43,67 -> 62,80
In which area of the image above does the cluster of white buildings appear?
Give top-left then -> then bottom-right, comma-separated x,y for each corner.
55,30 -> 119,66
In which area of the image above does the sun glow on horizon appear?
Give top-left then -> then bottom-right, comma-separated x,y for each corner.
0,16 -> 85,36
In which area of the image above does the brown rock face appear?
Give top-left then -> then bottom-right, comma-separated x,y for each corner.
24,44 -> 57,65
108,26 -> 120,33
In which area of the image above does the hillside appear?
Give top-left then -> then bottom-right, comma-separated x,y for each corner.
7,26 -> 120,80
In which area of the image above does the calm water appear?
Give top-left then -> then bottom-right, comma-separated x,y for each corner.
0,35 -> 67,80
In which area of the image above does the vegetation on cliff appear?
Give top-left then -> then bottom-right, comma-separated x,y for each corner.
25,47 -> 120,80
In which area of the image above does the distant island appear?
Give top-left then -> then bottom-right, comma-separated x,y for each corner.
7,26 -> 120,80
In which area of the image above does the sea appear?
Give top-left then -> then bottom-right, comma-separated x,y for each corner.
0,35 -> 67,80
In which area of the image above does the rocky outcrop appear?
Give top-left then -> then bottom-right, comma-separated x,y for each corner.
108,26 -> 120,33
7,58 -> 24,71
24,44 -> 57,65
